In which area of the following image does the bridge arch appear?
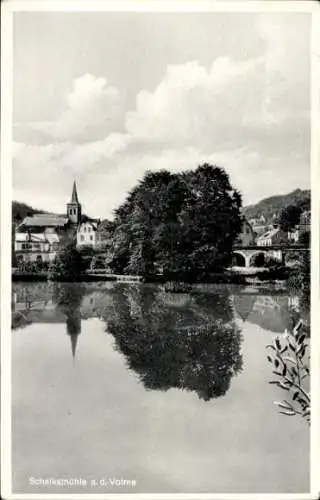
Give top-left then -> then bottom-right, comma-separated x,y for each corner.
249,251 -> 266,267
232,251 -> 248,267
232,249 -> 268,268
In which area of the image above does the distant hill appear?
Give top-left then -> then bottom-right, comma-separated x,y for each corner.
243,189 -> 311,223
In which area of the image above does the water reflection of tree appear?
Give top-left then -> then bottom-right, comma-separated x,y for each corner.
101,285 -> 243,401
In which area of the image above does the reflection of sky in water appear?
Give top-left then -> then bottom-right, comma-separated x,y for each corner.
12,283 -> 309,493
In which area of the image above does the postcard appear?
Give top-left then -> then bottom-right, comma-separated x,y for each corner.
1,1 -> 319,499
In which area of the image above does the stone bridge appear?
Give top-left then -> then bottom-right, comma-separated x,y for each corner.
232,244 -> 309,268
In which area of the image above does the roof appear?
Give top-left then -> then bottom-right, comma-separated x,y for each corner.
20,214 -> 69,227
15,232 -> 48,242
257,227 -> 279,241
78,220 -> 99,231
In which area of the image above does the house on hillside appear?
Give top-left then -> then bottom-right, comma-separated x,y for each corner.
256,227 -> 287,246
248,213 -> 275,238
251,223 -> 274,237
256,227 -> 287,261
286,209 -> 311,244
248,215 -> 266,227
300,210 -> 311,233
14,182 -> 101,264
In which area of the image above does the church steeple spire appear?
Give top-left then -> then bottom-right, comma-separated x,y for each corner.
71,181 -> 79,203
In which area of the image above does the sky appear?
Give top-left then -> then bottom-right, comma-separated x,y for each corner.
13,10 -> 311,219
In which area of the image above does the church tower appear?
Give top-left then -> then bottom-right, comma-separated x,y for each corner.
67,181 -> 82,224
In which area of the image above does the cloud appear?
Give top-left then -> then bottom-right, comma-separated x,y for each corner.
26,74 -> 125,142
125,58 -> 261,149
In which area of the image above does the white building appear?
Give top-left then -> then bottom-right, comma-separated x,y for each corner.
287,227 -> 300,243
257,227 -> 283,246
15,232 -> 59,264
76,220 -> 99,248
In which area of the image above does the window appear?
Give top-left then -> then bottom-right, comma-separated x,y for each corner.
84,226 -> 87,232
36,255 -> 43,263
80,235 -> 84,241
90,235 -> 93,241
22,243 -> 32,250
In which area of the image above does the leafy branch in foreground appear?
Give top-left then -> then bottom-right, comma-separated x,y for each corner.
266,319 -> 310,424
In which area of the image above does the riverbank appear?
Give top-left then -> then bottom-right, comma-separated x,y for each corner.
12,267 -> 292,287
12,271 -> 143,283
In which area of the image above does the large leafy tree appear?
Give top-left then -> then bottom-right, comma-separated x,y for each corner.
278,204 -> 302,232
110,164 -> 242,279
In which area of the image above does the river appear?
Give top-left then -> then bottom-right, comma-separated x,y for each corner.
11,281 -> 309,494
